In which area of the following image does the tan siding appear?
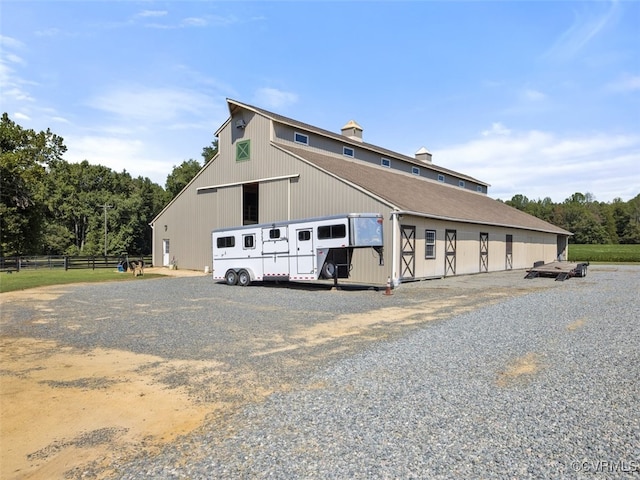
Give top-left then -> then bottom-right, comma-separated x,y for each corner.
259,179 -> 289,222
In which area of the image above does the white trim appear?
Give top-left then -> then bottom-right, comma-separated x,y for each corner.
294,131 -> 309,145
196,174 -> 300,192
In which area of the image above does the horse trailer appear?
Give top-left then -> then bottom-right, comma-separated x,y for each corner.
212,213 -> 384,286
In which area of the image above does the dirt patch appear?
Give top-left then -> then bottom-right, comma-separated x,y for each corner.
566,318 -> 586,331
0,338 -> 223,480
496,352 -> 542,387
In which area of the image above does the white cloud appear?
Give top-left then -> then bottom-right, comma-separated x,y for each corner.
64,134 -> 173,183
543,0 -> 620,61
482,122 -> 511,137
433,126 -> 640,202
87,85 -> 217,124
606,74 -> 640,93
181,17 -> 208,27
137,10 -> 168,18
253,88 -> 298,110
13,112 -> 30,121
522,88 -> 547,102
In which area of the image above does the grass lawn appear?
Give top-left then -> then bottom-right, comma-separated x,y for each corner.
0,268 -> 164,294
568,244 -> 640,263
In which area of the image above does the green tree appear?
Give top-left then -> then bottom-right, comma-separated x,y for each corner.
0,113 -> 66,256
165,159 -> 202,198
201,139 -> 219,163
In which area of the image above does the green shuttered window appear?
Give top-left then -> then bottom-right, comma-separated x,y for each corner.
236,140 -> 251,162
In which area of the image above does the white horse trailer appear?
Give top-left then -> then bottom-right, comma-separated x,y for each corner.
212,213 -> 384,286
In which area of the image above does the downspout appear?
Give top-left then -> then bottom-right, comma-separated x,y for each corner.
149,222 -> 155,267
390,211 -> 399,286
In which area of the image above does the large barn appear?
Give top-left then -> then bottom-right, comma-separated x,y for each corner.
151,99 -> 571,285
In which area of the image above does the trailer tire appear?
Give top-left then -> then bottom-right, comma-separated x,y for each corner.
237,269 -> 251,287
321,261 -> 336,279
225,269 -> 238,286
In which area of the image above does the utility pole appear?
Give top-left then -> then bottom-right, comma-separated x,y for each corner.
102,204 -> 113,256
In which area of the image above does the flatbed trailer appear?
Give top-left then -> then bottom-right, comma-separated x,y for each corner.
525,261 -> 589,281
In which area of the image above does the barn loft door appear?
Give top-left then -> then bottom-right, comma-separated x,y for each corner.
506,234 -> 513,270
445,229 -> 457,276
480,232 -> 489,273
400,225 -> 416,279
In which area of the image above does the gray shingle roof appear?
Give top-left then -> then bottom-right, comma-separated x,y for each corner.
277,143 -> 571,235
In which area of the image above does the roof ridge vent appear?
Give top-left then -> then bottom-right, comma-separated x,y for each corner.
341,120 -> 363,142
415,146 -> 432,164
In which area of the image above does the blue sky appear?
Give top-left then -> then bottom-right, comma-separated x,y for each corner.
1,0 -> 638,203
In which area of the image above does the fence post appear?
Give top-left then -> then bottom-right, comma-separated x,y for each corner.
64,256 -> 68,271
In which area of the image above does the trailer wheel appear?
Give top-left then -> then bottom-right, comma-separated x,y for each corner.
321,261 -> 336,279
225,269 -> 238,286
237,269 -> 251,287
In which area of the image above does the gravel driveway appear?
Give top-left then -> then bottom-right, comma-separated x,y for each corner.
1,265 -> 638,479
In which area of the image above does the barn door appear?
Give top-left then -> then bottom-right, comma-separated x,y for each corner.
506,234 -> 513,270
445,229 -> 456,276
400,225 -> 416,279
480,232 -> 489,273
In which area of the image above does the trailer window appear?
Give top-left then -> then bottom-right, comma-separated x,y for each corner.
269,228 -> 281,239
243,234 -> 255,249
298,230 -> 311,241
217,236 -> 235,248
317,224 -> 346,239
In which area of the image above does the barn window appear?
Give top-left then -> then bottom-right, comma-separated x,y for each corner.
425,230 -> 436,258
477,185 -> 483,192
458,180 -> 465,188
294,132 -> 309,145
343,146 -> 354,157
381,158 -> 391,168
412,166 -> 420,175
217,236 -> 235,248
243,234 -> 255,249
318,224 -> 346,239
236,140 -> 251,162
438,174 -> 445,182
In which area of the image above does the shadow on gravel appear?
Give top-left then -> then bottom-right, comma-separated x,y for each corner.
214,280 -> 384,292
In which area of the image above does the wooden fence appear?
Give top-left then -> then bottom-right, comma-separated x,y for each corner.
0,255 -> 152,272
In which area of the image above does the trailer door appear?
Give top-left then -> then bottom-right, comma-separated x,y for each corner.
295,228 -> 314,274
262,226 -> 290,277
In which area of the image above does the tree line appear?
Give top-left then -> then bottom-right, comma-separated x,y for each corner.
1,113 -> 215,257
504,192 -> 640,244
1,114 -> 638,257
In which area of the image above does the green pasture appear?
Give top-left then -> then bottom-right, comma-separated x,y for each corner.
568,244 -> 640,263
0,268 -> 163,294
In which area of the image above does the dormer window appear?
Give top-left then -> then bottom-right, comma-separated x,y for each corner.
412,166 -> 420,175
294,132 -> 309,145
381,158 -> 391,168
477,185 -> 483,193
459,180 -> 466,188
343,146 -> 354,158
438,174 -> 445,183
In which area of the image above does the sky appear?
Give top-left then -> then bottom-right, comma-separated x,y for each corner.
1,0 -> 639,203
